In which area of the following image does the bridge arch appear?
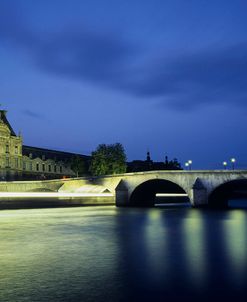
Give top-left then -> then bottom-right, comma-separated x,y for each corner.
129,178 -> 189,207
208,178 -> 247,208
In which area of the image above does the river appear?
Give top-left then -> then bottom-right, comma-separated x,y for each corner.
0,205 -> 247,302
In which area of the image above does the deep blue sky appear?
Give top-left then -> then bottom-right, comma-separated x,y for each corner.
1,0 -> 247,169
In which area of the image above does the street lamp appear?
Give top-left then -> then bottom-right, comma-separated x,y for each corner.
223,161 -> 227,170
188,160 -> 192,170
185,162 -> 189,170
230,158 -> 236,170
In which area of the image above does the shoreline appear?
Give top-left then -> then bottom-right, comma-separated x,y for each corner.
0,196 -> 115,210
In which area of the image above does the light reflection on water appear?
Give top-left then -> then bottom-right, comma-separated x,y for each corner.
0,205 -> 247,302
224,210 -> 247,287
183,210 -> 206,289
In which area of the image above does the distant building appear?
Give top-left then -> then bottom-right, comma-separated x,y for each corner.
0,110 -> 90,180
127,152 -> 182,172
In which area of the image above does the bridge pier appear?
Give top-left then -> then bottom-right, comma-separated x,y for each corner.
190,178 -> 208,207
115,180 -> 129,207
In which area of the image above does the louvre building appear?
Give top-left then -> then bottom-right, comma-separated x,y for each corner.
0,110 -> 90,181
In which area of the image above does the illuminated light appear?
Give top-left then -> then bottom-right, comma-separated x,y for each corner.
230,158 -> 236,170
229,209 -> 245,220
0,192 -> 113,198
224,210 -> 247,278
223,161 -> 227,169
185,161 -> 192,170
183,210 -> 206,287
148,209 -> 161,220
144,209 -> 167,278
156,193 -> 188,197
187,160 -> 192,170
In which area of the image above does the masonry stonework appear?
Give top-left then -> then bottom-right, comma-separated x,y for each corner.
0,110 -> 89,180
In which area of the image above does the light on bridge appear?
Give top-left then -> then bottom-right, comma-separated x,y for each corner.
185,160 -> 192,170
188,160 -> 192,170
231,158 -> 236,170
223,161 -> 227,170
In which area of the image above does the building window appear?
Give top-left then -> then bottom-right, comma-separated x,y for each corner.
54,165 -> 57,173
6,157 -> 10,168
23,161 -> 26,170
15,158 -> 18,168
15,146 -> 18,154
48,165 -> 51,172
60,166 -> 62,173
6,145 -> 9,153
36,163 -> 39,171
42,163 -> 45,172
29,162 -> 32,171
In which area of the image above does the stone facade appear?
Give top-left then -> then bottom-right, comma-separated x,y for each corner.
21,147 -> 76,180
0,110 -> 23,180
0,110 -> 89,180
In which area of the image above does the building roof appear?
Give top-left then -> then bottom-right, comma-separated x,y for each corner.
0,109 -> 91,162
0,110 -> 16,136
23,145 -> 91,162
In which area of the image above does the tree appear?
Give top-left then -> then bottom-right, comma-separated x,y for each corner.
71,155 -> 87,177
170,158 -> 182,170
89,143 -> 127,176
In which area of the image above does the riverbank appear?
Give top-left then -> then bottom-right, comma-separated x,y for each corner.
0,196 -> 114,210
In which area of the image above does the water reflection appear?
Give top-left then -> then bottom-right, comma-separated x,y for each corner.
0,206 -> 247,302
223,210 -> 247,287
0,207 -> 121,302
145,209 -> 168,282
183,210 -> 206,288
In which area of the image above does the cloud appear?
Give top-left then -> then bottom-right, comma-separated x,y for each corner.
35,30 -> 132,85
0,1 -> 35,47
22,110 -> 46,120
1,2 -> 247,111
128,45 -> 247,110
0,2 -> 133,85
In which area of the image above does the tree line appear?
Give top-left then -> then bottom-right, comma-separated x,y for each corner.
71,143 -> 182,176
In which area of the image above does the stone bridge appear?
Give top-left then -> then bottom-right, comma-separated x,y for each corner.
1,170 -> 247,207
111,170 -> 247,207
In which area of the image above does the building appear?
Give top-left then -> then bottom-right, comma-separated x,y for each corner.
0,110 -> 90,180
127,152 -> 182,172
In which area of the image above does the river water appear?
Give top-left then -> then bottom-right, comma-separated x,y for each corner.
0,205 -> 247,302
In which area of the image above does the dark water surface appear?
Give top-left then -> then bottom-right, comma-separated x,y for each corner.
0,205 -> 247,302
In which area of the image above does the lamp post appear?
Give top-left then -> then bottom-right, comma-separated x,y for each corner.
223,161 -> 227,170
185,162 -> 189,170
230,158 -> 236,170
188,160 -> 192,170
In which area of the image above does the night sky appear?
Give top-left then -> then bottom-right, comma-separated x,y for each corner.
1,0 -> 247,169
